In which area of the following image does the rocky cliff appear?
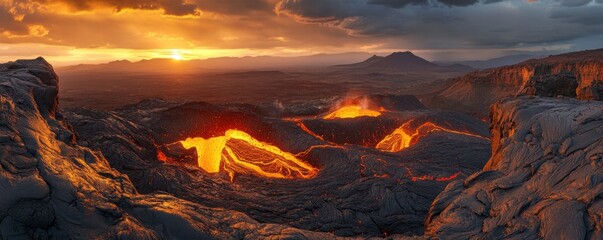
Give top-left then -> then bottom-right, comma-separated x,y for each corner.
430,49 -> 603,113
0,58 -> 335,239
425,96 -> 603,239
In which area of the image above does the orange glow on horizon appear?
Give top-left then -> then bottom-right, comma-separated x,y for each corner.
170,49 -> 184,60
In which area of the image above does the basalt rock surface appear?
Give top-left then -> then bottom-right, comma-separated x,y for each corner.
0,58 -> 338,239
517,73 -> 578,98
66,97 -> 491,237
431,48 -> 603,113
425,96 -> 603,239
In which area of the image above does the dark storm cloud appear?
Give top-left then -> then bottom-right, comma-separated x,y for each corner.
368,0 -> 478,8
196,0 -> 272,14
276,0 -> 603,49
437,0 -> 479,6
557,0 -> 592,7
481,0 -> 504,4
275,0 -> 360,23
368,0 -> 429,8
550,5 -> 603,25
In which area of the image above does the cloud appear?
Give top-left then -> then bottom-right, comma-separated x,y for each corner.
2,0 -> 603,62
53,0 -> 200,15
550,5 -> 603,25
368,0 -> 479,8
368,0 -> 429,8
482,0 -> 504,4
1,0 -> 201,16
275,0 -> 603,50
0,8 -> 28,34
438,0 -> 480,6
196,0 -> 272,14
557,0 -> 592,7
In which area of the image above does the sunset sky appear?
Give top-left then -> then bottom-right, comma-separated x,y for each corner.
1,0 -> 602,66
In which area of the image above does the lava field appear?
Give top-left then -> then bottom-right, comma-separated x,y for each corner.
65,94 -> 491,237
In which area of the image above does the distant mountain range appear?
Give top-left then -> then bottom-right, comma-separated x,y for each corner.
434,54 -> 541,69
56,51 -> 544,75
56,52 -> 378,74
333,51 -> 473,72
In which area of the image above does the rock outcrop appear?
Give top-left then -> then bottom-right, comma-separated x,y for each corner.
425,96 -> 603,239
431,48 -> 603,113
0,58 -> 336,239
517,73 -> 578,98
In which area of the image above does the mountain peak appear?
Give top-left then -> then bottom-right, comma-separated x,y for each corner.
332,51 -> 473,72
369,51 -> 437,69
388,51 -> 416,57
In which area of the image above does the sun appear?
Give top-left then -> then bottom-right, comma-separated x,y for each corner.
170,50 -> 184,61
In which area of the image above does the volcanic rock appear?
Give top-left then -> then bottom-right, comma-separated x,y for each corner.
517,73 -> 578,98
66,97 -> 491,237
431,48 -> 603,113
425,96 -> 603,239
0,58 -> 338,239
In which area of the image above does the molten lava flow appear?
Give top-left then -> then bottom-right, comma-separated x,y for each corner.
403,165 -> 461,182
321,95 -> 386,119
323,105 -> 382,119
411,172 -> 461,182
157,150 -> 169,162
292,119 -> 326,142
376,121 -> 489,152
180,129 -> 317,181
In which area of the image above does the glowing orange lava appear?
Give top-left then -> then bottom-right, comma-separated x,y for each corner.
293,119 -> 326,141
180,129 -> 318,181
411,172 -> 461,182
323,105 -> 383,119
377,121 -> 489,152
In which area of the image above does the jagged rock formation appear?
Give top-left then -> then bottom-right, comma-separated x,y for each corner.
431,48 -> 603,113
425,96 -> 603,239
0,58 -> 337,239
517,73 -> 578,98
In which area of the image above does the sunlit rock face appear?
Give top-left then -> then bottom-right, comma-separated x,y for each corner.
0,58 -> 335,239
425,96 -> 603,239
431,49 -> 603,114
517,73 -> 578,98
